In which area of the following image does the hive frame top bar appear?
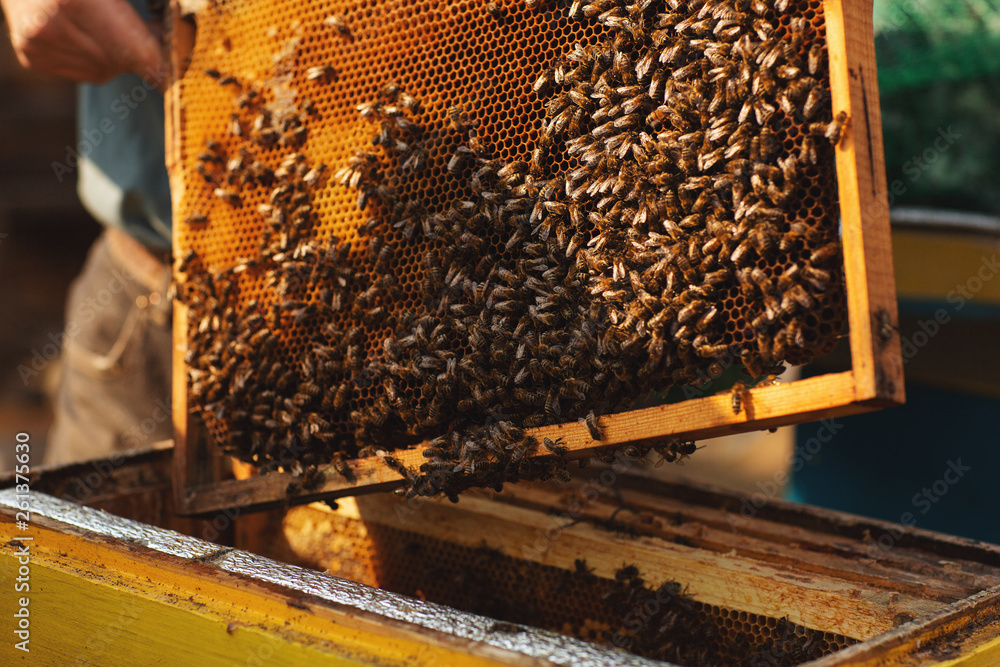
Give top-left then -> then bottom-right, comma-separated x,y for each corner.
166,0 -> 902,515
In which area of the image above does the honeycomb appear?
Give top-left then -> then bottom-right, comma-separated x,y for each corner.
174,0 -> 846,496
278,505 -> 857,666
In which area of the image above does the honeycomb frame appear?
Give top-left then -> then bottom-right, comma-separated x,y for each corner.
166,0 -> 903,514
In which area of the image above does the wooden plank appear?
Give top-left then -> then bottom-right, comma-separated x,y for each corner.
171,301 -> 196,511
0,443 -> 227,543
0,518 -> 530,666
809,585 -> 1000,666
0,500 -> 653,667
825,0 -> 905,405
177,371 -> 875,514
605,474 -> 1000,584
341,493 -> 943,640
583,479 -> 1000,585
2,565 -> 351,666
938,637 -> 1000,667
166,2 -> 199,516
489,482 -> 999,603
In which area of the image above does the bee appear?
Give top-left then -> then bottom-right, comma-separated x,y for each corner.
802,85 -> 827,119
800,135 -> 818,165
810,242 -> 840,265
784,320 -> 805,348
256,127 -> 279,146
497,160 -> 528,181
285,125 -> 308,145
306,65 -> 337,81
825,111 -> 849,146
356,100 -> 381,119
447,146 -> 474,173
697,146 -> 725,172
730,381 -> 747,415
447,105 -> 473,131
801,265 -> 831,291
324,13 -> 350,35
214,188 -> 241,206
194,161 -> 216,183
185,211 -> 208,225
395,91 -> 421,114
487,1 -> 505,18
533,68 -> 556,96
197,151 -> 223,167
235,88 -> 260,110
402,148 -> 428,175
582,410 -> 603,441
808,43 -> 826,76
303,163 -> 327,187
774,63 -> 800,80
226,148 -> 247,176
782,284 -> 814,312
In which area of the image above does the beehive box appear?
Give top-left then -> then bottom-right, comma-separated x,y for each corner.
166,0 -> 902,513
4,450 -> 1000,666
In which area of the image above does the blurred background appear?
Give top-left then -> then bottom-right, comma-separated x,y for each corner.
0,29 -> 100,471
1,0 -> 998,541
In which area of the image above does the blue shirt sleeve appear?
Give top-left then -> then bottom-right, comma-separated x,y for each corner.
75,0 -> 172,251
76,75 -> 172,251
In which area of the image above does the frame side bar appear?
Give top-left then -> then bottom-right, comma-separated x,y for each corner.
825,0 -> 905,405
166,5 -> 200,514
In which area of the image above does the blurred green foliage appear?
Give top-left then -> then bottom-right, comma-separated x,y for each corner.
874,0 -> 1000,214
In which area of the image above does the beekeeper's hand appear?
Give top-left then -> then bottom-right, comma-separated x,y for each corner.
0,0 -> 163,84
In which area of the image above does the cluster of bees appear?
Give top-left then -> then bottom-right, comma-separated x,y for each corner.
600,564 -> 823,664
524,0 -> 845,383
394,538 -> 827,664
178,0 -> 845,498
180,71 -> 360,473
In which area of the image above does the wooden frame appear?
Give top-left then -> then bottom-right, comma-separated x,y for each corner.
166,0 -> 904,515
5,462 -> 1000,665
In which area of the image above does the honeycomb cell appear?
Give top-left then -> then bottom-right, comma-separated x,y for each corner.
313,499 -> 862,665
176,0 -> 847,492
